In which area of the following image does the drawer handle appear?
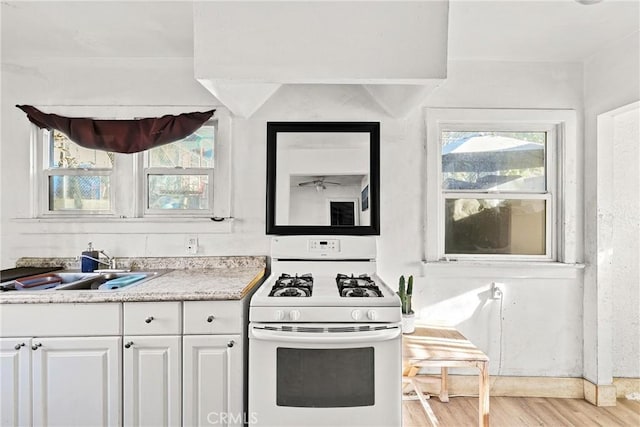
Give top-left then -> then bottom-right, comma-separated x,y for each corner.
125,341 -> 134,349
207,315 -> 215,323
31,342 -> 42,351
145,316 -> 154,324
14,342 -> 25,350
227,340 -> 235,348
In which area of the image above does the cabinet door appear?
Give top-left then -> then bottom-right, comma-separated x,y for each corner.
123,335 -> 181,427
0,338 -> 31,427
183,335 -> 242,427
31,336 -> 121,427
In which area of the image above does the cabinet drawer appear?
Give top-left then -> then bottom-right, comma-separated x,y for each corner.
183,301 -> 242,334
0,303 -> 121,337
124,302 -> 182,335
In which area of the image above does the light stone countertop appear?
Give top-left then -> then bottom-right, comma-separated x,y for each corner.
1,256 -> 267,304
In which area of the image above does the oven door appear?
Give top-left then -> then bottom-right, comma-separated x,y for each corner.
248,323 -> 402,427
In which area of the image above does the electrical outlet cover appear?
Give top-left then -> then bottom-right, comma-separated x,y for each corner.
186,235 -> 198,255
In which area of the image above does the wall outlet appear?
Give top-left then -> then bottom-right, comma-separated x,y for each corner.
186,235 -> 198,255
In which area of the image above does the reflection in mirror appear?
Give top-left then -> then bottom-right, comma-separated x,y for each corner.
266,122 -> 380,235
276,132 -> 370,226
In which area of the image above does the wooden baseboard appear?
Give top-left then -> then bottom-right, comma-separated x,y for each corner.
409,375 -> 640,403
410,375 -> 584,399
613,377 -> 640,398
583,379 -> 617,406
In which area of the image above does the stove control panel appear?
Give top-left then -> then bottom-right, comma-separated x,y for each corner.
308,239 -> 340,253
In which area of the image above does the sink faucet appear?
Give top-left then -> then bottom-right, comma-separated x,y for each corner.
78,251 -> 117,270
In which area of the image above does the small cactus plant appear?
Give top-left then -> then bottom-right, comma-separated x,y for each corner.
398,275 -> 414,315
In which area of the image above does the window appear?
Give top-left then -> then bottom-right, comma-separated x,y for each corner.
45,130 -> 115,214
425,109 -> 578,262
33,106 -> 231,221
144,122 -> 215,216
441,129 -> 552,257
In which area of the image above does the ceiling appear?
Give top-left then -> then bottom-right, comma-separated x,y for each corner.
2,0 -> 638,117
2,0 -> 638,62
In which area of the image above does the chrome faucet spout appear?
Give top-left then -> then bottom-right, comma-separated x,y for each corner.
99,250 -> 116,269
78,252 -> 117,269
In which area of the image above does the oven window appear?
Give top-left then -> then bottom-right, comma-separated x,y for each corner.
276,347 -> 375,407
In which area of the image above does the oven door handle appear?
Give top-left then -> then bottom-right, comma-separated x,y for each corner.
251,327 -> 401,344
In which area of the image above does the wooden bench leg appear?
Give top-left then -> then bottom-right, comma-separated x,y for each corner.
439,367 -> 449,403
411,378 -> 439,426
478,361 -> 489,427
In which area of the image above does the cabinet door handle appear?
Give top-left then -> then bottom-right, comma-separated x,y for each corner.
14,342 -> 25,350
207,315 -> 215,323
31,343 -> 42,351
124,341 -> 134,349
227,340 -> 235,348
145,316 -> 154,323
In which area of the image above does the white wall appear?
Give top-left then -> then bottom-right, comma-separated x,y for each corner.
413,60 -> 585,376
5,50 -> 632,379
583,32 -> 640,384
289,184 -> 361,226
612,107 -> 640,378
0,57 -> 270,265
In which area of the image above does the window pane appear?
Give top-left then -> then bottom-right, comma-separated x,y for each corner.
148,175 -> 209,210
442,131 -> 546,191
147,124 -> 214,168
50,131 -> 113,169
445,198 -> 546,255
49,176 -> 111,211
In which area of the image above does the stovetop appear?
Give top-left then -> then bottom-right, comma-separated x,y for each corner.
252,271 -> 397,306
267,273 -> 385,299
250,236 -> 401,323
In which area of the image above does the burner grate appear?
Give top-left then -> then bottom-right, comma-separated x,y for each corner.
336,273 -> 383,298
268,273 -> 313,297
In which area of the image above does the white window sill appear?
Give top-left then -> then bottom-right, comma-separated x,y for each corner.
422,260 -> 585,279
10,217 -> 233,234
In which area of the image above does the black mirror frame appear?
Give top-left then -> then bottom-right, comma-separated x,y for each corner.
266,121 -> 380,235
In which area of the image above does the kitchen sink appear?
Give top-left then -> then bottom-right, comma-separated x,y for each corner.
0,271 -> 166,292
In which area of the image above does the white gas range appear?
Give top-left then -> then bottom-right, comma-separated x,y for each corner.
248,236 -> 402,427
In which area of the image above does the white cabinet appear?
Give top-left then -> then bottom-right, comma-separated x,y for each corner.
123,302 -> 182,427
183,335 -> 242,427
123,336 -> 181,427
0,297 -> 251,427
183,301 -> 246,427
0,303 -> 122,427
32,337 -> 121,427
0,336 -> 121,427
0,338 -> 30,427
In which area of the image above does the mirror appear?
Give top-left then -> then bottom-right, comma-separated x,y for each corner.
266,122 -> 380,235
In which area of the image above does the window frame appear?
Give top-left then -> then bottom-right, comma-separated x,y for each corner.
142,120 -> 216,217
425,108 -> 578,263
31,106 -> 231,222
37,128 -> 121,217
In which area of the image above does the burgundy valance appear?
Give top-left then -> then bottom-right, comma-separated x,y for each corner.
16,105 -> 215,154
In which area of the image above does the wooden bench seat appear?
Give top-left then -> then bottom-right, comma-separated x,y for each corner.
403,325 -> 490,427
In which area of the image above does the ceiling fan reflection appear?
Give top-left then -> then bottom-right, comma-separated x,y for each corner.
298,177 -> 341,192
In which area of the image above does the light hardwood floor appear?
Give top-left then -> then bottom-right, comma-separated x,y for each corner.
403,397 -> 640,426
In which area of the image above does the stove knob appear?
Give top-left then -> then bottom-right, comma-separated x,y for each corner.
367,310 -> 378,321
351,310 -> 362,321
275,310 -> 285,321
289,310 -> 301,321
